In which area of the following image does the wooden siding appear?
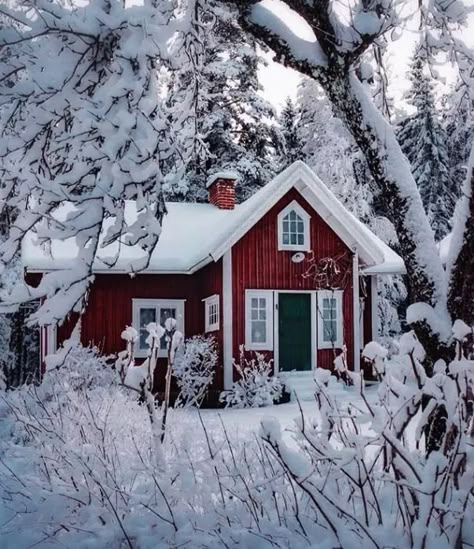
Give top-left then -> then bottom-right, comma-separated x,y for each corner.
231,187 -> 355,375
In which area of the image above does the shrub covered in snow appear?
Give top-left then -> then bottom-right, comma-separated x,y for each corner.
173,335 -> 218,407
221,347 -> 282,408
43,341 -> 116,393
362,340 -> 388,380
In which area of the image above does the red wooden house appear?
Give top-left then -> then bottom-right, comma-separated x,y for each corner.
23,161 -> 404,394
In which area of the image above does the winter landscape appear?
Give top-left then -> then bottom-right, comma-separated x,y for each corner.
0,0 -> 473,548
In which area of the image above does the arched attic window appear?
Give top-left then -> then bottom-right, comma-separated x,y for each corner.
277,200 -> 311,251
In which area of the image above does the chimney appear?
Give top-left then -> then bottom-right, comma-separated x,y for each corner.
207,172 -> 238,210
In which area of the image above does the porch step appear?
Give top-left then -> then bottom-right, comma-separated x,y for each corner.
280,371 -> 316,402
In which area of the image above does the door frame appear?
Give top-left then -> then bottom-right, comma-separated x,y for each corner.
273,290 -> 317,375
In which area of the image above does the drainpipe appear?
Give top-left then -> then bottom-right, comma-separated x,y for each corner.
352,250 -> 361,374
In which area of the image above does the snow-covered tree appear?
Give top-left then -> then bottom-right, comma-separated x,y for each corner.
166,0 -> 281,202
278,97 -> 302,168
217,0 -> 474,363
443,83 -> 474,204
0,0 -> 179,326
398,46 -> 456,240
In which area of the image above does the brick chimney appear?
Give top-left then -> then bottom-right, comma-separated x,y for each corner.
207,172 -> 238,210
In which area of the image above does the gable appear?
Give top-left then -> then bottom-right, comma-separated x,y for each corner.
233,187 -> 352,263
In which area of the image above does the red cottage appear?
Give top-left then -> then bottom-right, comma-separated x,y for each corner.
23,162 -> 405,395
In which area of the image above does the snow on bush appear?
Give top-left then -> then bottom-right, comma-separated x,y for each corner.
0,322 -> 472,548
44,341 -> 116,393
362,340 -> 388,380
221,346 -> 282,408
173,335 -> 218,407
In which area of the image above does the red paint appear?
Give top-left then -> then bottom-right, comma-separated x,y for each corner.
231,188 -> 354,373
28,185 -> 375,392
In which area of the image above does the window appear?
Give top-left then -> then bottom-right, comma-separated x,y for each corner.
132,299 -> 185,357
245,290 -> 274,350
317,290 -> 343,349
204,294 -> 220,332
277,200 -> 310,251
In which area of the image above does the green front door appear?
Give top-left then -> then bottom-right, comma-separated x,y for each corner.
278,293 -> 312,372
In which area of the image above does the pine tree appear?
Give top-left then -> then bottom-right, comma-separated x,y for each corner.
443,84 -> 474,205
279,97 -> 302,168
397,47 -> 455,240
166,0 -> 281,202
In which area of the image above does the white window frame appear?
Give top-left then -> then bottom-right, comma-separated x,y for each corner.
277,200 -> 311,252
132,298 -> 185,358
245,290 -> 274,351
204,294 -> 220,332
317,290 -> 343,349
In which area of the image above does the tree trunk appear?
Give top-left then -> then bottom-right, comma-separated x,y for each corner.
320,72 -> 450,361
448,165 -> 474,325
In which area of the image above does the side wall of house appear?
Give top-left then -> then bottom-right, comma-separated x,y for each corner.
231,187 -> 355,375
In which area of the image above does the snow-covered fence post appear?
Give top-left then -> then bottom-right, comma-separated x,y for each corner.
160,318 -> 183,443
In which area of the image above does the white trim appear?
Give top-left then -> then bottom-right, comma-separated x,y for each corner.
46,325 -> 57,356
132,298 -> 185,358
317,290 -> 344,349
210,162 -> 403,274
245,290 -> 274,351
277,200 -> 311,252
371,275 -> 379,341
203,294 -> 220,332
311,291 -> 318,370
273,292 -> 279,374
353,252 -> 361,373
223,251 -> 233,390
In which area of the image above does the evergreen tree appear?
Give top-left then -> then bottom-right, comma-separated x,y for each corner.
279,97 -> 302,168
443,84 -> 474,203
166,0 -> 281,202
297,78 -> 407,340
397,47 -> 455,240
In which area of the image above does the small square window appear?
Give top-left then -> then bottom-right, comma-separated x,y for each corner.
204,295 -> 220,332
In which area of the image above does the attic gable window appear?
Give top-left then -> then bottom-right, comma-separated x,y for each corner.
277,200 -> 310,251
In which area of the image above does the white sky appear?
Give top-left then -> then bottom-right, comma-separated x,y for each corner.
258,0 -> 474,112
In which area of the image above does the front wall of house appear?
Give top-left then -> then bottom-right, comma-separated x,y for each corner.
232,187 -> 355,373
52,265 -> 222,392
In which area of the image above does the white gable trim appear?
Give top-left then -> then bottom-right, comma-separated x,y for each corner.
209,162 -> 389,270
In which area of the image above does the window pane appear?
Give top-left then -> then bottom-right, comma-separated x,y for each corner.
260,308 -> 266,320
251,298 -> 258,309
297,221 -> 304,232
252,320 -> 266,343
259,298 -> 266,308
160,307 -> 176,350
139,308 -> 156,349
251,309 -> 258,320
140,308 -> 156,326
283,233 -> 290,244
297,233 -> 304,245
139,329 -> 149,350
283,221 -> 289,232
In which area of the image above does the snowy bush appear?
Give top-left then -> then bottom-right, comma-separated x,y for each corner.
173,335 -> 218,407
221,347 -> 282,408
43,343 -> 116,393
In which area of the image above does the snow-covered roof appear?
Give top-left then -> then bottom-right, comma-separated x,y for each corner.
22,161 -> 405,275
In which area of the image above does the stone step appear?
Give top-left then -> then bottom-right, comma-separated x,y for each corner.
280,371 -> 316,402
